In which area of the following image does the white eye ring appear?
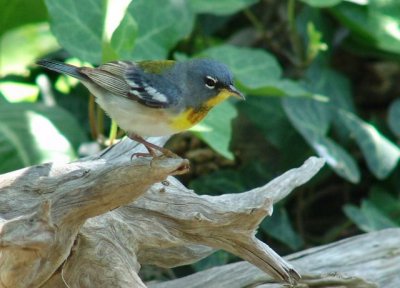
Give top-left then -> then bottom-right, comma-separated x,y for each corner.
205,76 -> 217,89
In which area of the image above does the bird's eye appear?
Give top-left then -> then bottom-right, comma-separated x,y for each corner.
204,76 -> 217,89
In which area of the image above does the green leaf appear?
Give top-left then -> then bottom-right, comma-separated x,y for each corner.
189,169 -> 246,195
370,187 -> 400,219
261,206 -> 303,250
189,0 -> 258,15
283,98 -> 360,183
240,97 -> 309,167
0,0 -> 47,36
0,91 -> 8,105
189,161 -> 274,196
338,110 -> 400,179
110,12 -> 138,58
242,79 -> 322,99
191,101 -> 237,160
344,201 -> 399,232
296,7 -> 334,62
0,82 -> 38,103
192,251 -> 231,271
308,134 -> 360,183
305,64 -> 355,112
0,103 -> 87,174
388,98 -> 400,137
1,23 -> 59,76
201,45 -> 282,89
306,22 -> 328,62
282,98 -> 331,136
241,98 -> 297,148
331,1 -> 400,55
300,0 -> 343,7
45,0 -> 106,63
118,0 -> 194,60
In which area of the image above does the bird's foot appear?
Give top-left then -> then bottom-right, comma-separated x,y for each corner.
128,133 -> 179,159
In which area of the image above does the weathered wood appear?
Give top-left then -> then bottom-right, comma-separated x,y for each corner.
148,228 -> 400,288
0,137 -> 325,287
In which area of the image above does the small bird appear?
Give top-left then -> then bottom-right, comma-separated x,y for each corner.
36,58 -> 244,157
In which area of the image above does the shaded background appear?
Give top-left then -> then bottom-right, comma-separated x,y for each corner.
1,0 -> 399,281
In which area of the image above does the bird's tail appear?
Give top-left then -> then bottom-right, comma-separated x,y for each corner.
36,59 -> 88,81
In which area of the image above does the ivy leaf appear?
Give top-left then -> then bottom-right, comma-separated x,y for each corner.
344,200 -> 398,232
111,11 -> 138,58
331,1 -> 400,54
0,0 -> 47,36
0,103 -> 87,174
117,0 -> 194,60
338,110 -> 400,179
283,98 -> 360,183
191,101 -> 237,160
261,206 -> 303,250
45,0 -> 106,63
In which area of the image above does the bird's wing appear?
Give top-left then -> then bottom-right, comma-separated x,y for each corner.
81,61 -> 181,109
80,61 -> 131,98
124,63 -> 181,109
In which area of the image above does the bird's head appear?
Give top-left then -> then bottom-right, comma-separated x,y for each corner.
181,59 -> 245,109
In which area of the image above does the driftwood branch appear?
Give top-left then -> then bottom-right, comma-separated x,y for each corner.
0,137 -> 325,287
148,228 -> 400,288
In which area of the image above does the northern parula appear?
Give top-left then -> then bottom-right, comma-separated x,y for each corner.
36,59 -> 244,156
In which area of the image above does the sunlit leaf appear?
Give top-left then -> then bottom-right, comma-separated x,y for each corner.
45,0 -> 106,63
332,1 -> 400,54
0,103 -> 87,173
0,23 -> 59,76
338,110 -> 400,179
308,134 -> 359,183
0,82 -> 38,103
111,11 -> 138,58
117,0 -> 194,60
283,98 -> 360,182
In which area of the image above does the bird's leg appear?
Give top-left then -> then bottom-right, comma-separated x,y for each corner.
128,133 -> 178,158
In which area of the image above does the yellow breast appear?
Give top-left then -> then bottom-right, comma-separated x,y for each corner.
170,89 -> 232,132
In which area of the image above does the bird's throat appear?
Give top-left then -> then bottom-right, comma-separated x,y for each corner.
169,89 -> 232,132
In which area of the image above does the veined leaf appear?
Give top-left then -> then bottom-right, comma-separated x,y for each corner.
116,0 -> 194,60
0,103 -> 87,173
191,101 -> 237,160
338,110 -> 400,179
45,0 -> 106,63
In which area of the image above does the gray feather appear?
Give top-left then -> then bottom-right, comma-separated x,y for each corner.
36,59 -> 88,81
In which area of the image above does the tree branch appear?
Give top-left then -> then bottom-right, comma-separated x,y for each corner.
0,137 -> 325,287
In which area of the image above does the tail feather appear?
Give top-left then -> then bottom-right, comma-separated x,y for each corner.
36,59 -> 88,81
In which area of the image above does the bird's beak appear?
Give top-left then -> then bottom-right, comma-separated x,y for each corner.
227,84 -> 245,100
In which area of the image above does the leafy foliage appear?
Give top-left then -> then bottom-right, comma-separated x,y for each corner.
1,0 -> 400,280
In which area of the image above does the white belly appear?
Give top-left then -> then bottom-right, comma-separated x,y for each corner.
90,88 -> 178,137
